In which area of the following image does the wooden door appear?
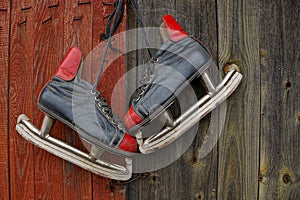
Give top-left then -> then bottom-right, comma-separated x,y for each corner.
1,0 -> 299,199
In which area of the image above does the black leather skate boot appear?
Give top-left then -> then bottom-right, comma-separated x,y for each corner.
38,47 -> 137,153
123,15 -> 213,130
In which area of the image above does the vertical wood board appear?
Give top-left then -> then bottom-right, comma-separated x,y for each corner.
0,0 -> 10,199
217,0 -> 260,199
92,1 -> 127,199
259,0 -> 300,199
9,0 -> 35,199
32,1 -> 65,199
126,0 -> 219,199
63,0 -> 93,199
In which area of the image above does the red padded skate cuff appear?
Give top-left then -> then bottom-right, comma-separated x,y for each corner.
118,133 -> 138,153
162,15 -> 188,42
123,106 -> 143,129
55,47 -> 82,81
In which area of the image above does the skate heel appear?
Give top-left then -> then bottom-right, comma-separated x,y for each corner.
158,109 -> 176,128
90,145 -> 105,161
39,115 -> 56,138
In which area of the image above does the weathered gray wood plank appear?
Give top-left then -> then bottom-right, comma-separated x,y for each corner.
217,0 -> 260,199
126,2 -> 177,199
259,0 -> 300,199
126,0 -> 219,199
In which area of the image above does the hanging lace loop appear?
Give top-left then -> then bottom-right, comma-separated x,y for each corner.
92,0 -> 158,111
92,0 -> 157,92
100,0 -> 124,40
92,0 -> 125,92
128,0 -> 155,59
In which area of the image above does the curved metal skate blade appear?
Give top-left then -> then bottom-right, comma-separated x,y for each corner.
138,69 -> 242,154
16,114 -> 132,180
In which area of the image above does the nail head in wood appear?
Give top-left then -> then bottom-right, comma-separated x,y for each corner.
42,17 -> 52,24
102,2 -> 115,6
48,4 -> 59,8
78,1 -> 91,5
21,6 -> 32,11
73,16 -> 83,21
18,20 -> 27,25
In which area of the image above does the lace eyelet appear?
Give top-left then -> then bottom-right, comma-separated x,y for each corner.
111,119 -> 117,125
150,57 -> 158,63
106,115 -> 112,120
117,123 -> 123,129
91,90 -> 97,95
139,90 -> 145,96
134,96 -> 140,102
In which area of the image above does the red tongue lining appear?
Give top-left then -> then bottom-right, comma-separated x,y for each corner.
162,15 -> 188,42
55,46 -> 82,81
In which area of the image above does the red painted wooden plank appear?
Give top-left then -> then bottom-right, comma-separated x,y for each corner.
93,178 -> 127,200
92,0 -> 127,116
32,1 -> 65,199
0,1 -> 10,199
62,0 -> 93,199
92,1 -> 127,199
9,0 -> 35,199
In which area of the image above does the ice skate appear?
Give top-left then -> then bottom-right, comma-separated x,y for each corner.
16,0 -> 137,180
123,15 -> 243,154
16,46 -> 136,180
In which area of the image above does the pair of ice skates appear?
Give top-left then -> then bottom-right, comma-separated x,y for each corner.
16,14 -> 242,180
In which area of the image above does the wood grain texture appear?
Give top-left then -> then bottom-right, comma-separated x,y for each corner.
174,1 -> 219,200
126,0 -> 219,199
9,0 -> 35,199
3,0 -> 299,199
94,0 -> 127,117
127,1 -> 177,199
259,0 -> 300,199
0,1 -> 10,200
92,1 -> 126,199
217,0 -> 260,199
32,1 -> 64,199
63,0 -> 93,199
